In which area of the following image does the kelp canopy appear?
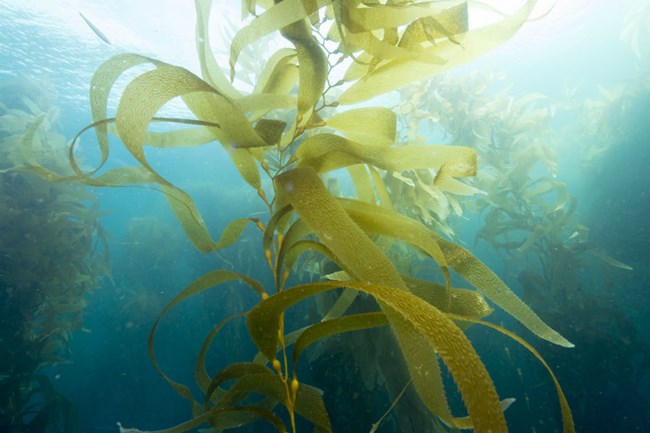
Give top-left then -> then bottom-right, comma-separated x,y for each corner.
61,1 -> 576,432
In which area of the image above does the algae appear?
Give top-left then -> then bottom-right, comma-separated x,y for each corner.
63,1 -> 579,433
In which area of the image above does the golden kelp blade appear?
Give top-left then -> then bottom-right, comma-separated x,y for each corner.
247,280 -> 508,433
199,363 -> 330,432
275,166 -> 507,433
229,0 -> 329,79
148,269 -> 265,392
320,273 -> 496,429
194,0 -> 242,99
447,314 -> 575,433
342,0 -> 466,33
339,0 -> 538,103
296,134 -> 477,175
89,53 -> 165,176
118,271 -> 277,433
437,238 -> 574,348
347,164 -> 377,203
278,12 -> 328,116
325,107 -> 397,146
401,275 -> 493,321
194,315 -> 246,399
292,312 -> 389,364
68,154 -> 256,254
110,62 -> 270,191
338,198 -> 449,270
298,195 -> 510,429
114,65 -> 269,158
338,2 -> 467,67
276,167 -> 404,289
88,62 -> 283,251
143,126 -> 217,148
218,375 -> 332,432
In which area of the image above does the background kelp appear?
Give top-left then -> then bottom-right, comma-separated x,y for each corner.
68,1 -> 576,433
396,54 -> 648,430
619,0 -> 650,67
0,78 -> 107,432
571,0 -> 650,273
397,71 -> 634,271
560,19 -> 650,429
546,83 -> 650,431
112,217 -> 182,327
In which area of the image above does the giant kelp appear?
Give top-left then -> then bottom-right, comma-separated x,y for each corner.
0,79 -> 107,433
68,1 -> 575,432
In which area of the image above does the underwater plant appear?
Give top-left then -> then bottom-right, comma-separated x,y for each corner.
0,78 -> 107,433
66,1 -> 578,432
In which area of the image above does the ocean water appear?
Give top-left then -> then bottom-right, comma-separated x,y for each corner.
1,1 -> 649,433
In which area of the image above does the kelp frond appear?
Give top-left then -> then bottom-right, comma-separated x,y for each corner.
67,1 -> 577,433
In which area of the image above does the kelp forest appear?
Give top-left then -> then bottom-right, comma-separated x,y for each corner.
1,1 -> 649,433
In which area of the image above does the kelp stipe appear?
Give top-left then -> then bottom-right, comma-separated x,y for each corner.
68,1 -> 575,432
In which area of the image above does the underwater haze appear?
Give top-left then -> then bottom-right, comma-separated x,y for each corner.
1,1 -> 649,433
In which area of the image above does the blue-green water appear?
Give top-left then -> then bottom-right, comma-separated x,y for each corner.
1,1 -> 649,432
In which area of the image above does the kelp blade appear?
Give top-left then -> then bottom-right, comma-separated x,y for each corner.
247,280 -> 508,433
338,0 -> 538,103
274,166 -> 507,432
437,238 -> 574,348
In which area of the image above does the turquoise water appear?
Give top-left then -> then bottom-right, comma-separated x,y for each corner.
1,1 -> 649,432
